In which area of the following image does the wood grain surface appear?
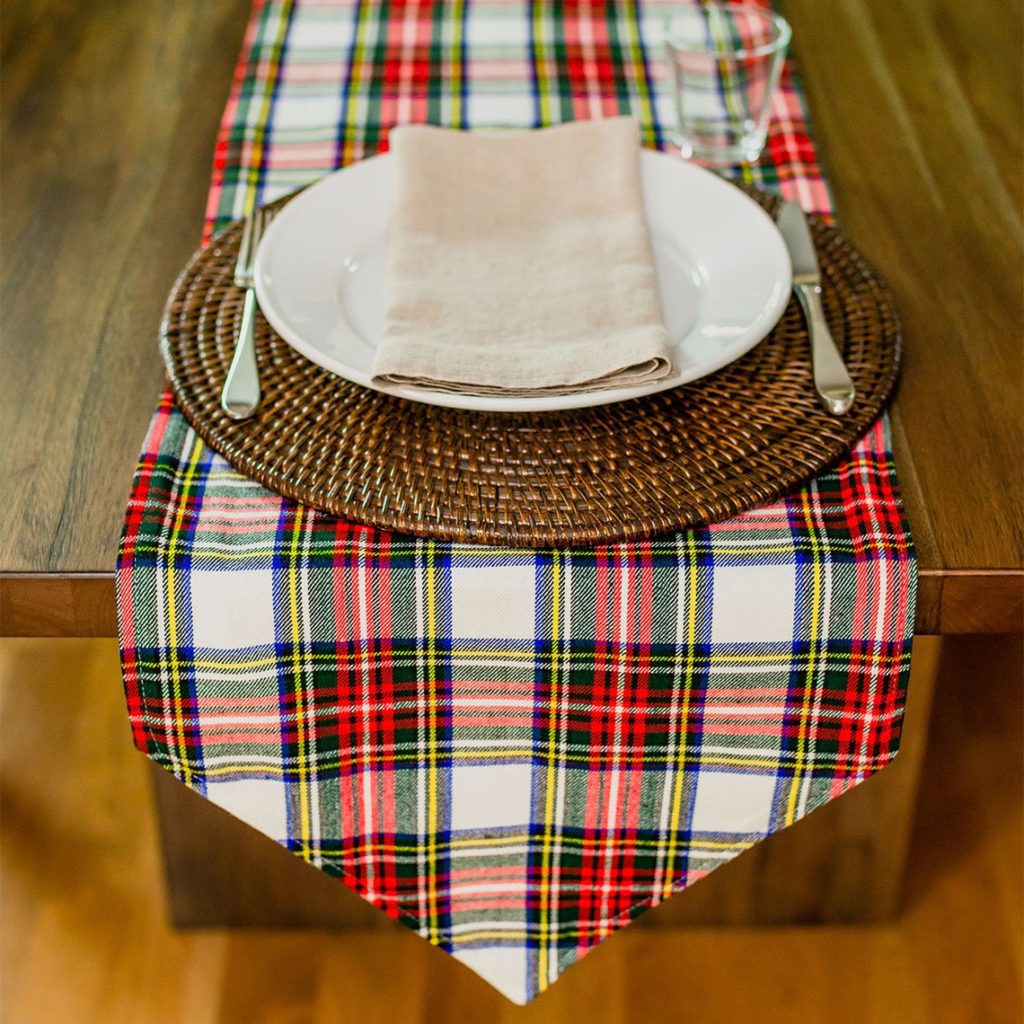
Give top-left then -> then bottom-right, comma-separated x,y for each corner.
0,0 -> 252,570
1,0 -> 1021,634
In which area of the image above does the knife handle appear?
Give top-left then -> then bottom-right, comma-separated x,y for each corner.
794,282 -> 856,416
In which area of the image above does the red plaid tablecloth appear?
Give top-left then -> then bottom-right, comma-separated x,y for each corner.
119,0 -> 916,1003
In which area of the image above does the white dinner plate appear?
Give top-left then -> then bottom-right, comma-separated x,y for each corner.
254,149 -> 791,413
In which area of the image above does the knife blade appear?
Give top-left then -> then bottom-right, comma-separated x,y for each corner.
777,200 -> 856,416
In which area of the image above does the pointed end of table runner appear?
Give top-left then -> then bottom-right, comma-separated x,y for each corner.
121,410 -> 913,1004
172,755 -> 888,1005
451,947 -> 532,1005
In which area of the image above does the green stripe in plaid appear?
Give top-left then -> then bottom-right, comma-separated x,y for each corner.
119,0 -> 915,1004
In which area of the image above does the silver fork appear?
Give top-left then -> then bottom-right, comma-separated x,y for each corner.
220,206 -> 270,420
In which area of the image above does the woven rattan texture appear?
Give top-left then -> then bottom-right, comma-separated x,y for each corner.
160,188 -> 901,546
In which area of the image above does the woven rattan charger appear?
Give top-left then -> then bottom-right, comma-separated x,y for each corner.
161,187 -> 901,547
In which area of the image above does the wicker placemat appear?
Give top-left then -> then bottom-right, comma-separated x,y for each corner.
160,188 -> 901,547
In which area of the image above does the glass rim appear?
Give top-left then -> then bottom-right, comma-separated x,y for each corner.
665,3 -> 792,60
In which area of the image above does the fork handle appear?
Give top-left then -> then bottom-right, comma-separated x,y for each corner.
221,287 -> 261,420
795,282 -> 856,416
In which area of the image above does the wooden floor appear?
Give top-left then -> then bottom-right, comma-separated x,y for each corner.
1,636 -> 1021,1023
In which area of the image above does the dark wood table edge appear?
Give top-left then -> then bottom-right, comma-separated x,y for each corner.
2,569 -> 1021,638
1,573 -> 120,637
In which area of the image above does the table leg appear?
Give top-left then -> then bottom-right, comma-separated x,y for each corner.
150,764 -> 391,929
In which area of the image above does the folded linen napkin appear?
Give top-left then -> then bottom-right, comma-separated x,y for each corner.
372,118 -> 673,396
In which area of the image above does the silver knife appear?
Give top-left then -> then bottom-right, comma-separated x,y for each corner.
777,200 -> 856,416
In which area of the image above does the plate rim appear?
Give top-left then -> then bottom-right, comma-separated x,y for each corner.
253,148 -> 792,413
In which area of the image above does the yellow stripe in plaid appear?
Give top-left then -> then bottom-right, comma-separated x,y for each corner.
619,0 -> 658,145
338,0 -> 374,167
244,0 -> 296,209
538,553 -> 563,992
660,527 -> 700,897
287,503 -> 316,852
177,647 -> 906,671
448,0 -> 467,128
166,430 -> 208,788
191,746 -> 887,781
785,487 -> 825,824
425,539 -> 441,944
532,1 -> 555,126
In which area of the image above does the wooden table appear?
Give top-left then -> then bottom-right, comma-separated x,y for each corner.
2,0 -> 1021,927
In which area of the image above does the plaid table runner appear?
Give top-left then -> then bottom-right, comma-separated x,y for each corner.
118,0 -> 917,1004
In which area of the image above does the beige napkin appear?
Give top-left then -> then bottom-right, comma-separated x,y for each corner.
372,118 -> 673,396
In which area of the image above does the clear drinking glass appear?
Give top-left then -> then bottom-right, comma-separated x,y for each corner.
664,3 -> 791,165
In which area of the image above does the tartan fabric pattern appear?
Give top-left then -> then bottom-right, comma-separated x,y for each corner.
118,0 -> 916,1004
